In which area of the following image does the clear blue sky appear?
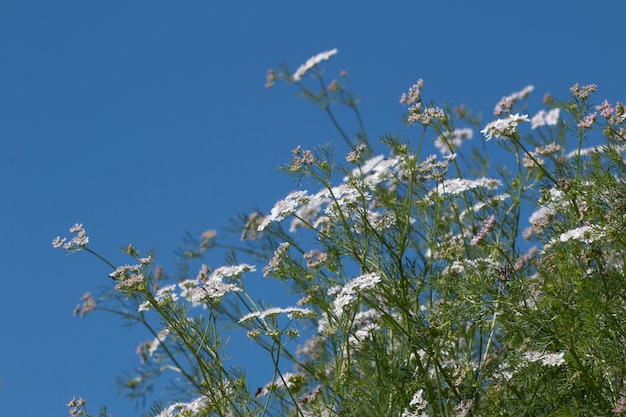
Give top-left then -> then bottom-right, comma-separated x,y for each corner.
1,1 -> 625,415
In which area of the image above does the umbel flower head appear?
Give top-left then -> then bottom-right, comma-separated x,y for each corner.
292,48 -> 338,81
52,223 -> 89,251
480,113 -> 530,140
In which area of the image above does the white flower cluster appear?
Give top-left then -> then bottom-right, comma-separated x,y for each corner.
155,396 -> 208,417
239,306 -> 311,323
259,152 -> 430,236
558,224 -> 605,244
434,128 -> 473,155
523,350 -> 566,367
348,309 -> 382,347
139,263 -> 256,312
480,113 -> 530,140
428,177 -> 502,200
331,272 -> 381,317
255,372 -> 304,398
402,388 -> 428,417
531,108 -> 560,129
52,223 -> 89,251
292,49 -> 338,82
494,85 -> 534,116
258,190 -> 310,231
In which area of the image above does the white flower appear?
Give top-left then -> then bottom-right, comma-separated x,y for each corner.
559,224 -> 605,243
193,280 -> 241,301
545,108 -> 560,125
69,223 -> 84,233
293,49 -> 338,81
494,85 -> 534,115
460,193 -> 510,219
523,350 -> 544,363
529,206 -> 555,227
332,272 -> 381,317
363,210 -> 396,232
409,389 -> 427,410
52,236 -> 66,248
264,242 -> 290,276
148,328 -> 170,356
348,309 -> 382,347
428,177 -> 502,199
434,128 -> 473,154
178,263 -> 252,303
152,285 -> 179,306
344,155 -> 400,189
290,195 -> 328,232
52,223 -> 90,251
109,264 -> 141,279
211,263 -> 256,278
255,372 -> 304,398
481,113 -> 530,140
138,255 -> 152,265
238,306 -> 311,323
155,396 -> 208,417
258,190 -> 310,231
321,184 -> 371,217
402,388 -> 428,417
523,350 -> 566,367
541,352 -> 565,366
531,108 -> 560,129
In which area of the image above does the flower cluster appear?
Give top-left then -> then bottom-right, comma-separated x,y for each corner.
434,127 -> 473,154
494,85 -> 534,116
480,113 -> 530,140
292,48 -> 338,82
330,272 -> 381,317
531,108 -> 560,129
52,223 -> 89,251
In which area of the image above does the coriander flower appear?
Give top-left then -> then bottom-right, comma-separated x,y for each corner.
400,79 -> 425,106
210,263 -> 256,278
344,154 -> 400,189
558,224 -> 605,244
290,194 -> 328,232
303,250 -> 327,268
258,190 -> 310,231
358,210 -> 397,233
578,112 -> 597,129
238,306 -> 311,323
332,272 -> 381,317
255,372 -> 305,398
402,388 -> 428,417
570,83 -> 597,100
480,113 -> 529,140
138,285 -> 179,312
348,309 -> 382,347
434,128 -> 473,154
523,350 -> 566,367
541,352 -> 565,366
407,105 -> 445,126
321,184 -> 371,217
494,85 -> 534,116
155,396 -> 208,417
428,177 -> 502,199
531,108 -> 560,129
146,328 -> 170,356
292,48 -> 338,82
190,278 -> 241,301
52,223 -> 90,251
264,242 -> 291,276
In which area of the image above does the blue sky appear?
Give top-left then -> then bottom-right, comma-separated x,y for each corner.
1,1 -> 625,415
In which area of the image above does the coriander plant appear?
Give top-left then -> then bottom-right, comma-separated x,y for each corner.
56,49 -> 626,417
